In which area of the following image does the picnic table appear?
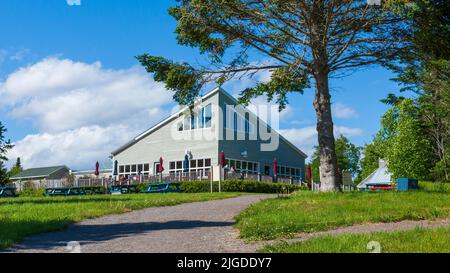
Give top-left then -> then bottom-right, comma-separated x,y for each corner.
83,186 -> 106,195
109,184 -> 140,195
44,187 -> 86,197
142,182 -> 182,194
0,186 -> 17,198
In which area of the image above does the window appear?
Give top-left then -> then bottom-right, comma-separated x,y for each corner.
204,104 -> 212,128
169,158 -> 211,176
177,104 -> 212,131
226,158 -> 259,174
118,163 -> 152,177
191,113 -> 198,129
183,116 -> 190,131
199,108 -> 205,128
205,159 -> 211,167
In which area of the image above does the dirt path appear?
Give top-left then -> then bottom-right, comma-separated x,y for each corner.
6,195 -> 273,253
263,218 -> 450,246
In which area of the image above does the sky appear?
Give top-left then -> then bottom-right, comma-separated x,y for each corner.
0,0 -> 404,170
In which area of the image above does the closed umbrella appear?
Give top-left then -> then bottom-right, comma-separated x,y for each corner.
95,161 -> 100,176
158,157 -> 164,174
306,165 -> 311,181
113,160 -> 118,176
220,151 -> 226,168
273,158 -> 277,176
183,154 -> 189,173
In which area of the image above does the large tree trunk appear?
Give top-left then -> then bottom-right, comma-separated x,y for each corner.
313,70 -> 341,192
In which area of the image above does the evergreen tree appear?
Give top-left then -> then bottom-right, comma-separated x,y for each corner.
0,122 -> 14,185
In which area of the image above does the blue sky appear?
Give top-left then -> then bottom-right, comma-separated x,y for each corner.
0,0 -> 404,170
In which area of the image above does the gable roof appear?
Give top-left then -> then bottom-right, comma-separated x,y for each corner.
357,160 -> 393,189
11,166 -> 69,180
111,87 -> 307,158
111,87 -> 221,156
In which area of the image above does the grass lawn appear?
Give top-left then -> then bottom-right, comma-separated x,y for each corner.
235,191 -> 450,240
0,192 -> 243,250
261,227 -> 450,253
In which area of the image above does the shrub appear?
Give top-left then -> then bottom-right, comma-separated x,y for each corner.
419,181 -> 450,193
18,187 -> 45,197
179,180 -> 304,193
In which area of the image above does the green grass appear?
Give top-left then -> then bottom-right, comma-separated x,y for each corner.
261,227 -> 450,253
236,191 -> 450,240
0,192 -> 243,250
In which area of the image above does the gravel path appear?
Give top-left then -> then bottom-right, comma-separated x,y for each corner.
6,195 -> 272,253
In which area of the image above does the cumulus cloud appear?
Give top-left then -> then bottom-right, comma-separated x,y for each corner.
7,126 -> 135,170
280,126 -> 363,158
1,58 -> 172,132
2,58 -> 174,169
332,102 -> 359,119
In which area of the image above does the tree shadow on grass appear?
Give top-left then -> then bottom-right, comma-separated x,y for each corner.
2,219 -> 233,252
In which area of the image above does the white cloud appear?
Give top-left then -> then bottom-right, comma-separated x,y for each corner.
1,58 -> 172,132
280,126 -> 363,158
2,58 -> 174,169
7,126 -> 135,170
332,102 -> 359,119
66,0 -> 81,6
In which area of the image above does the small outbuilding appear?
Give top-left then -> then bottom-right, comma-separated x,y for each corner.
357,159 -> 393,191
10,166 -> 71,190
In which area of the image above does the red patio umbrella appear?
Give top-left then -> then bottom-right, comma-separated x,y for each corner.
220,151 -> 226,168
158,157 -> 164,174
273,158 -> 277,176
94,161 -> 100,176
306,165 -> 312,180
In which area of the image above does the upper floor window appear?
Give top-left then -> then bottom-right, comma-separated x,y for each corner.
177,104 -> 212,132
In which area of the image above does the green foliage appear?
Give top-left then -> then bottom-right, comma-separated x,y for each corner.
0,122 -> 14,185
310,135 -> 362,181
419,181 -> 450,193
8,158 -> 23,178
178,180 -> 303,194
386,0 -> 450,181
238,67 -> 309,111
137,55 -> 202,106
382,99 -> 433,180
236,190 -> 450,240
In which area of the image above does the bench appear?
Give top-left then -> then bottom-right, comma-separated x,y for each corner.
142,182 -> 182,194
45,187 -> 87,197
109,184 -> 140,195
83,186 -> 106,195
0,186 -> 17,198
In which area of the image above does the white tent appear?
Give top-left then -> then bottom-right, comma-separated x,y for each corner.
357,159 -> 393,190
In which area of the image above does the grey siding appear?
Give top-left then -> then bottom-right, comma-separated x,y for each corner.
217,91 -> 306,179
